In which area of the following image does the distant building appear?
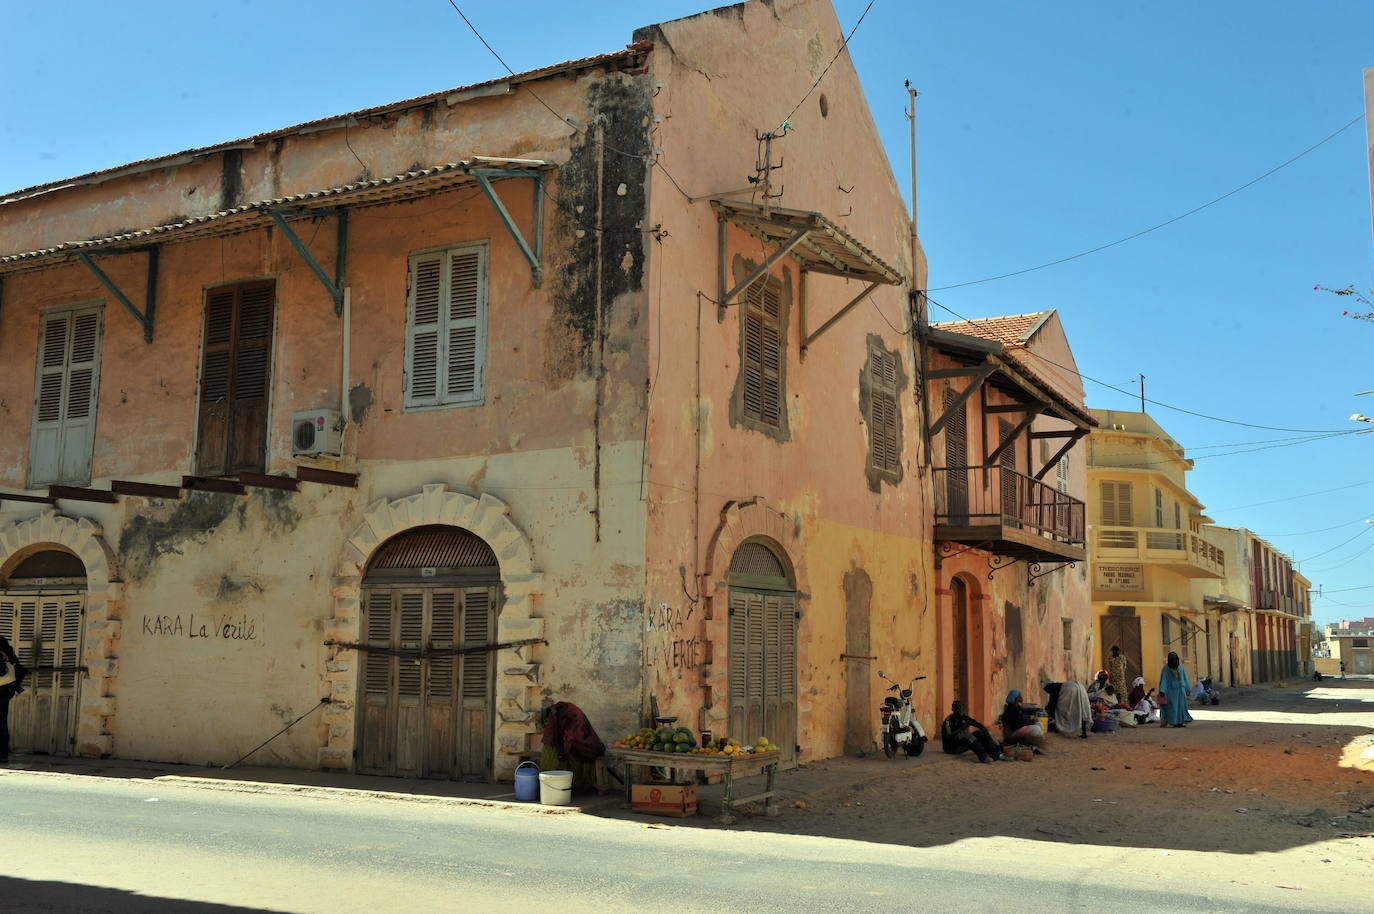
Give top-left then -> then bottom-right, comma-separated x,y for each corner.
1086,410 -> 1226,688
1328,617 -> 1374,675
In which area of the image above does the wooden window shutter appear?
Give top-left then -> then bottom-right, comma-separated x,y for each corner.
406,253 -> 443,407
428,591 -> 457,700
405,244 -> 487,410
363,590 -> 393,696
460,587 -> 493,700
30,304 -> 103,486
742,279 -> 783,427
196,281 -> 274,475
868,345 -> 900,473
397,592 -> 424,699
1100,481 -> 1134,526
943,387 -> 967,470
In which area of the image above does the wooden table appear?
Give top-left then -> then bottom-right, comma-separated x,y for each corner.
606,747 -> 783,824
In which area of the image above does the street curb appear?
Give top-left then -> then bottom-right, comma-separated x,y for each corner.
1,767 -> 588,815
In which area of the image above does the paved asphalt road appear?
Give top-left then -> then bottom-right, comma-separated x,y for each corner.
1,773 -> 1358,913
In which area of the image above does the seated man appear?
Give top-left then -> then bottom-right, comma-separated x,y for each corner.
940,700 -> 1006,764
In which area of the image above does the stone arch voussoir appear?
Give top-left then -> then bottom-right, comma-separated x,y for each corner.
0,510 -> 121,758
320,485 -> 543,779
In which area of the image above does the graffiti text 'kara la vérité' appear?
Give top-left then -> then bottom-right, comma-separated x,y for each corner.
141,614 -> 259,641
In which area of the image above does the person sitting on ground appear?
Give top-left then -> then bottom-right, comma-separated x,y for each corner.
999,689 -> 1046,753
1313,669 -> 1324,682
1045,679 -> 1090,738
940,700 -> 1007,764
1158,651 -> 1194,728
1190,676 -> 1221,705
1128,676 -> 1159,724
1098,683 -> 1138,726
1087,669 -> 1112,701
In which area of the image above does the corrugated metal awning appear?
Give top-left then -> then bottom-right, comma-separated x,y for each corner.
710,199 -> 903,285
1,157 -> 551,275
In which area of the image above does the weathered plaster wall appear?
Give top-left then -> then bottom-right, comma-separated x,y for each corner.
0,66 -> 654,776
633,0 -> 933,759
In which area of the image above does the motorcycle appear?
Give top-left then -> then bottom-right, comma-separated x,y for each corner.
877,669 -> 928,758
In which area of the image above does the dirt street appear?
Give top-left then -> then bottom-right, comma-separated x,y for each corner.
595,678 -> 1374,901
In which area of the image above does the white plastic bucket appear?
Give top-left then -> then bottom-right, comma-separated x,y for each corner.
538,770 -> 573,806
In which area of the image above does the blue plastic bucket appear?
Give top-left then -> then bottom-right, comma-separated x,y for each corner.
514,761 -> 540,802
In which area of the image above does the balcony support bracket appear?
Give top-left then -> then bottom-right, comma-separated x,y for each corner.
986,554 -> 1023,579
76,246 -> 159,343
1028,561 -> 1075,584
927,361 -> 996,439
935,540 -> 995,568
986,403 -> 1047,464
1034,428 -> 1089,480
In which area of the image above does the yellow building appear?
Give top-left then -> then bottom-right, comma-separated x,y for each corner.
1087,410 -> 1225,690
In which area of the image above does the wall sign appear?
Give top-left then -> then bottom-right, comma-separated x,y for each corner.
1096,563 -> 1143,591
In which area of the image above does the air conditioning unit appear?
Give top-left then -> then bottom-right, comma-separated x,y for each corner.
292,408 -> 343,457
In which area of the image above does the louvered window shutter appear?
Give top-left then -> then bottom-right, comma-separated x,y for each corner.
868,345 -> 900,473
197,282 -> 274,475
742,279 -> 783,427
30,305 -> 103,486
406,244 -> 487,409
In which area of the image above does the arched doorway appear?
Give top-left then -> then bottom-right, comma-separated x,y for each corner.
0,547 -> 87,755
726,539 -> 798,767
357,525 -> 499,781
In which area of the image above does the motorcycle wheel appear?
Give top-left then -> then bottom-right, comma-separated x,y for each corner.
883,734 -> 896,759
906,737 -> 926,757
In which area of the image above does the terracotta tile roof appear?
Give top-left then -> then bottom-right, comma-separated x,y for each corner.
929,311 -> 1050,348
1,43 -> 651,204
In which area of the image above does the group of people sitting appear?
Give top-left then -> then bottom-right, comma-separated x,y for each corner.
939,649 -> 1207,763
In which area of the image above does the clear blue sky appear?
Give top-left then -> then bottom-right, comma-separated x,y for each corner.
4,1 -> 1372,626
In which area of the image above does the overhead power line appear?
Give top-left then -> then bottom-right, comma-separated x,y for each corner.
925,295 -> 1361,433
777,0 -> 878,130
1212,480 -> 1374,512
928,113 -> 1366,291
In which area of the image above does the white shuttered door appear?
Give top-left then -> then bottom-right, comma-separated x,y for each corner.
728,590 -> 798,768
405,244 -> 487,409
0,592 -> 85,755
30,305 -> 103,486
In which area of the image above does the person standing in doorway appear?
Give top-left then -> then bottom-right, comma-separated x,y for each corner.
1158,650 -> 1194,729
1107,645 -> 1129,699
0,633 -> 29,764
1341,660 -> 1347,679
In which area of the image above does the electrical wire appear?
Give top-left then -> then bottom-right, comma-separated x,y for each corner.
928,113 -> 1366,292
1296,523 -> 1373,564
925,295 -> 1362,434
443,0 -> 693,200
1212,480 -> 1374,512
776,0 -> 878,131
1302,536 -> 1374,574
1259,515 -> 1374,537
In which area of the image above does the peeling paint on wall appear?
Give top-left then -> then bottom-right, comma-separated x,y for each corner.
119,492 -> 239,582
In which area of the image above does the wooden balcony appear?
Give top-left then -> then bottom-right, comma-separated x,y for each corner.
934,465 -> 1086,564
1093,526 -> 1225,579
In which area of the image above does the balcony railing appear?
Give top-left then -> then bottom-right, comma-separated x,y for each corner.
1093,526 -> 1225,577
933,465 -> 1085,546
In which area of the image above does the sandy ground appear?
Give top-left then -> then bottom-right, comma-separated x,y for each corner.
591,677 -> 1374,901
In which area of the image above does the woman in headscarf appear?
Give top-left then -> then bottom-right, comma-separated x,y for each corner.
1158,651 -> 1194,728
998,689 -> 1046,752
1046,679 -> 1091,738
1087,669 -> 1111,701
1129,676 -> 1159,724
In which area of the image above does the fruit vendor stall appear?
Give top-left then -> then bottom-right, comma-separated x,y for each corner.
607,726 -> 783,825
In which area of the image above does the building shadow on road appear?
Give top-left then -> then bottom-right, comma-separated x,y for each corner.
0,875 -> 289,914
588,681 -> 1374,855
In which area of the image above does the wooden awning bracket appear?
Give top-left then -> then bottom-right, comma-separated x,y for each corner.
800,279 -> 882,353
927,362 -> 996,438
1033,428 -> 1089,480
268,209 -> 347,315
717,220 -> 810,309
986,403 -> 1047,465
471,168 -> 545,288
76,246 -> 159,343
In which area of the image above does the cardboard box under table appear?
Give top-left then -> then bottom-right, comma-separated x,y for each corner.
607,747 -> 783,824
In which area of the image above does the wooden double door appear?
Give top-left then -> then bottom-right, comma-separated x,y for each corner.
357,585 -> 496,780
1100,612 -> 1143,685
0,591 -> 84,755
727,588 -> 798,767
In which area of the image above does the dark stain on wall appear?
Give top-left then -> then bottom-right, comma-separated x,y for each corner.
1004,600 -> 1025,693
545,75 -> 651,383
220,149 -> 243,211
857,332 -> 907,493
119,492 -> 238,582
349,382 -> 374,424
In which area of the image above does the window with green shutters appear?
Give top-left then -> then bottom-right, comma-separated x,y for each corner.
405,242 -> 487,410
29,303 -> 103,486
